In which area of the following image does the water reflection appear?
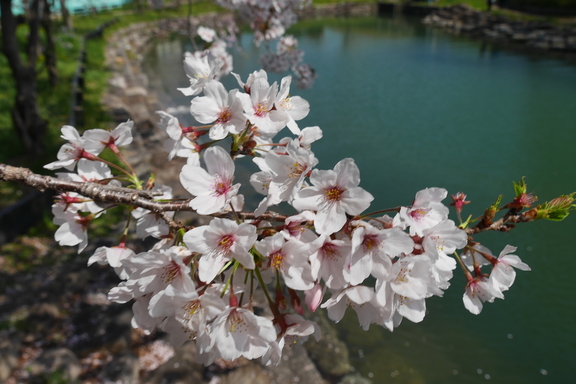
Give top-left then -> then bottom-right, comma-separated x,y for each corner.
143,14 -> 576,383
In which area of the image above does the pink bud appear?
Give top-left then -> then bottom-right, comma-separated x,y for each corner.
304,282 -> 324,312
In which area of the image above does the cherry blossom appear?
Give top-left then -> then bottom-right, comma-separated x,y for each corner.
237,76 -> 288,137
488,245 -> 531,293
395,187 -> 450,236
197,26 -> 216,42
207,306 -> 277,361
292,158 -> 374,235
252,140 -> 318,215
322,285 -> 377,330
131,185 -> 174,239
463,275 -> 504,315
178,51 -> 223,96
54,159 -> 117,213
183,218 -> 258,283
44,125 -> 100,171
255,232 -> 315,291
52,205 -> 91,253
156,111 -> 198,160
274,76 -> 310,134
180,146 -> 240,214
189,80 -> 246,140
82,120 -> 134,155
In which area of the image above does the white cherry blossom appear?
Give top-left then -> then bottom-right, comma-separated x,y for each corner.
208,307 -> 277,361
274,76 -> 310,134
322,285 -> 377,330
256,232 -> 315,290
395,187 -> 450,236
489,245 -> 531,293
178,51 -> 223,96
180,146 -> 240,214
292,158 -> 374,235
44,125 -> 99,171
82,120 -> 134,154
463,275 -> 504,315
189,80 -> 246,140
183,218 -> 258,283
237,77 -> 288,138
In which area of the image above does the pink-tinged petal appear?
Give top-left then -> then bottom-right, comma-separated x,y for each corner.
183,226 -> 211,254
112,120 -> 134,146
287,96 -> 310,121
204,146 -> 235,178
501,255 -> 531,271
414,187 -> 448,206
305,283 -> 324,312
61,125 -> 82,142
199,253 -> 227,283
324,297 -> 348,323
190,194 -> 227,215
208,123 -> 228,140
286,119 -> 301,135
398,298 -> 426,323
191,95 -> 222,123
180,165 -> 214,196
391,276 -> 427,301
308,169 -> 337,189
83,128 -> 109,144
292,187 -> 322,211
44,158 -> 76,171
315,203 -> 346,235
334,158 -> 360,189
346,286 -> 374,305
463,289 -> 483,315
157,111 -> 182,141
341,187 -> 373,215
55,222 -> 82,246
204,80 -> 228,106
233,224 -> 258,251
231,250 -> 255,270
345,253 -> 373,286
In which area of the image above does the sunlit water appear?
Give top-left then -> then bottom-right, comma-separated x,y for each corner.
10,0 -> 129,14
143,15 -> 576,384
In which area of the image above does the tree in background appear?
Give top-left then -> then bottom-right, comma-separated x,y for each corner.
42,0 -> 58,87
59,0 -> 73,32
0,0 -> 48,156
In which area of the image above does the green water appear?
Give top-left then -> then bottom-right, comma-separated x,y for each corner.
144,15 -> 576,384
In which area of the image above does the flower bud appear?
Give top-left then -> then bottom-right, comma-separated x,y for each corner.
535,194 -> 576,221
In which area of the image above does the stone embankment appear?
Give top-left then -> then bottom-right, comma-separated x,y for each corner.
423,5 -> 576,52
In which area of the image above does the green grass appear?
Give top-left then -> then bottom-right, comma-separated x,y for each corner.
508,0 -> 576,8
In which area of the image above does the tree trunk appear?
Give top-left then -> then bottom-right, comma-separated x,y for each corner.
59,0 -> 73,32
43,0 -> 58,87
1,0 -> 48,156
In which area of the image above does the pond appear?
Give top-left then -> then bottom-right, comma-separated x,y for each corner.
143,15 -> 576,384
10,0 -> 129,15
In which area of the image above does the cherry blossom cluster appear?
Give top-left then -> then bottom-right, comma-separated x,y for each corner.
207,0 -> 317,88
33,59 -> 567,366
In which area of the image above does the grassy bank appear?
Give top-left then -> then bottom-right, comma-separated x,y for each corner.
0,1 -> 223,169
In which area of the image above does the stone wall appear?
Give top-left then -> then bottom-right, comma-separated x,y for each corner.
423,4 -> 576,52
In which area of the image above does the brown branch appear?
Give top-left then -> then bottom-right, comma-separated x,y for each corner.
464,213 -> 532,235
0,163 -> 288,223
